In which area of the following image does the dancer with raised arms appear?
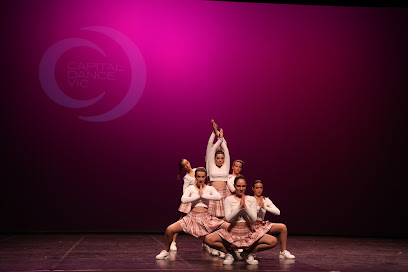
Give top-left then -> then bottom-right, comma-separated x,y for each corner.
206,122 -> 231,219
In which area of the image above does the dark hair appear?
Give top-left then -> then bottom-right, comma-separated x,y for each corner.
233,160 -> 244,168
195,167 -> 207,177
234,175 -> 246,185
177,159 -> 186,180
215,150 -> 224,157
252,180 -> 263,188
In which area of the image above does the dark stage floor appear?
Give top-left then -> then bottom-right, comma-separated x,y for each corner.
0,233 -> 407,272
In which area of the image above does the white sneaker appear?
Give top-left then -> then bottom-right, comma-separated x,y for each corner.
246,253 -> 258,265
241,251 -> 258,265
170,242 -> 177,251
223,253 -> 234,265
235,249 -> 243,260
219,251 -> 226,258
155,250 -> 169,260
203,244 -> 212,254
279,250 -> 295,259
211,249 -> 219,256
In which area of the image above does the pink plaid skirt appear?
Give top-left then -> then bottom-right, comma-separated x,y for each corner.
252,220 -> 275,235
216,222 -> 266,249
178,202 -> 191,214
208,187 -> 232,217
178,210 -> 226,238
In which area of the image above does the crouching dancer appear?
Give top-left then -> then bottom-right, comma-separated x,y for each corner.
204,175 -> 278,265
252,180 -> 295,259
155,167 -> 230,259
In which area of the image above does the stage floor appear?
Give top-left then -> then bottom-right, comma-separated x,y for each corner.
0,233 -> 407,272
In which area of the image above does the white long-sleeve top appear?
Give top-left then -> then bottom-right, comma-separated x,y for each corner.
224,195 -> 257,223
255,197 -> 280,221
227,174 -> 236,193
181,185 -> 221,209
182,169 -> 196,193
207,137 -> 230,181
205,132 -> 217,178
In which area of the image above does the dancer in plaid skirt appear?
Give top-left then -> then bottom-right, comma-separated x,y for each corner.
204,175 -> 278,265
206,121 -> 231,219
155,168 -> 230,260
170,159 -> 196,251
252,180 -> 295,259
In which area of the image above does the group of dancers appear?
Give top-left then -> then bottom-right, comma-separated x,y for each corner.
155,120 -> 295,265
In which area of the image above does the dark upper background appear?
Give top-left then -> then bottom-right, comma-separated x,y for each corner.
1,0 -> 407,236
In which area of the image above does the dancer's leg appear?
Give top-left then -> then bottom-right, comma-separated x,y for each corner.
250,234 -> 278,253
163,222 -> 183,251
220,222 -> 230,230
268,223 -> 288,251
204,233 -> 230,254
172,214 -> 186,243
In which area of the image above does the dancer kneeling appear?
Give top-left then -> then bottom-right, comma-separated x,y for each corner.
156,167 -> 230,260
204,175 -> 278,265
252,180 -> 295,259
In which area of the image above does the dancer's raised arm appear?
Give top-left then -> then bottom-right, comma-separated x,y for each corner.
205,132 -> 216,175
205,120 -> 220,176
219,129 -> 230,173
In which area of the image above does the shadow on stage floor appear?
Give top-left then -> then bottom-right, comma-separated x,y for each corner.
0,233 -> 407,272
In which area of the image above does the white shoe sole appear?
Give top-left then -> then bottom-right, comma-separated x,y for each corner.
279,255 -> 295,259
155,255 -> 169,260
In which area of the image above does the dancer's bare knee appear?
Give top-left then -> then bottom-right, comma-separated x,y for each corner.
165,226 -> 174,236
270,236 -> 278,247
204,234 -> 215,245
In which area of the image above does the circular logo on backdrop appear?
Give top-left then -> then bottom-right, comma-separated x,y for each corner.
39,26 -> 146,122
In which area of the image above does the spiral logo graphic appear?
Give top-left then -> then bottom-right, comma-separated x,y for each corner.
39,26 -> 146,122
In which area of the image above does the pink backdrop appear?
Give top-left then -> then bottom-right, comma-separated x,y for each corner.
2,0 -> 407,236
